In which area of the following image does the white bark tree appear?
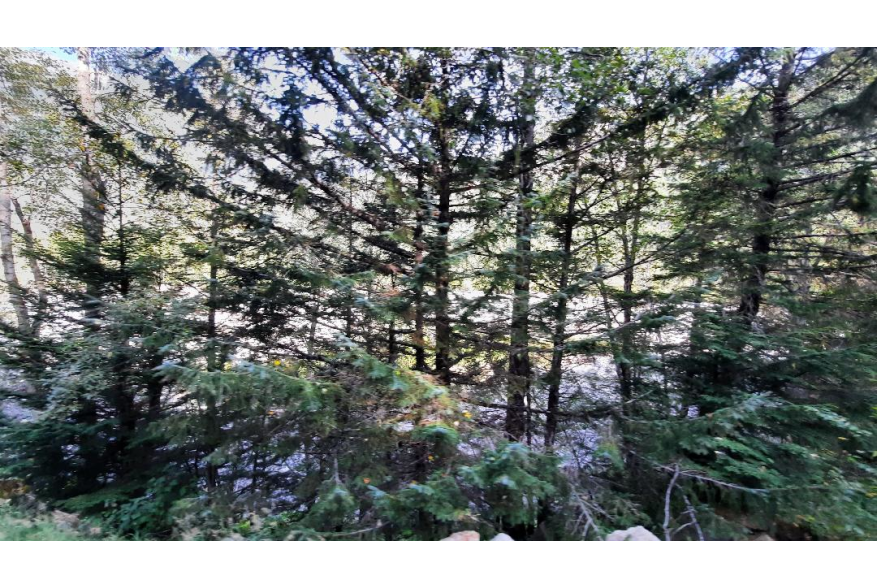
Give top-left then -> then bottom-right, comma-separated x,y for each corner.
0,159 -> 31,333
1,78 -> 30,334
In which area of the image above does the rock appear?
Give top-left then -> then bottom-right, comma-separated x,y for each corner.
490,533 -> 514,541
51,510 -> 80,530
1,399 -> 37,422
441,530 -> 480,541
751,533 -> 774,541
0,478 -> 27,498
605,526 -> 660,541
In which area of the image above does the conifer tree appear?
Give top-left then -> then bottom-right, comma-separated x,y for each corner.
1,46 -> 874,541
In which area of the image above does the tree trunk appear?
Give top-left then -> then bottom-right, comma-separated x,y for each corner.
738,56 -> 794,325
146,351 -> 164,421
506,49 -> 536,442
545,149 -> 581,448
616,167 -> 643,405
412,170 -> 427,372
345,184 -> 355,340
205,212 -> 222,489
77,47 -> 107,328
307,294 -> 320,356
11,198 -> 47,336
387,276 -> 398,363
72,50 -> 106,496
109,166 -> 137,475
433,59 -> 453,385
0,161 -> 30,334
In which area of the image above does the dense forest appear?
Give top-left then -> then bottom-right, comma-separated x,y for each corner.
0,47 -> 875,541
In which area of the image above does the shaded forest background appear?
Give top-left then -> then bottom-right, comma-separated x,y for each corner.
0,47 -> 875,540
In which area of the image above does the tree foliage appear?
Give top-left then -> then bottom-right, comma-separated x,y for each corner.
1,47 -> 875,540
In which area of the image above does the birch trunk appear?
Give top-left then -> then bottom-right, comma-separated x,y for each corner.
0,160 -> 30,333
11,198 -> 47,336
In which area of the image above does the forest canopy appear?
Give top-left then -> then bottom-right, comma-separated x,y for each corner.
0,46 -> 875,541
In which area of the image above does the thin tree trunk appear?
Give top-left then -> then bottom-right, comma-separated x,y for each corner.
616,168 -> 643,405
205,211 -> 221,489
506,49 -> 536,442
433,168 -> 451,384
412,170 -> 427,372
11,198 -> 47,336
433,59 -> 453,385
738,56 -> 794,325
77,47 -> 107,327
307,293 -> 320,356
387,276 -> 398,363
115,159 -> 130,297
109,162 -> 137,475
146,351 -> 163,421
345,183 -> 355,340
0,161 -> 30,333
545,149 -> 581,448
